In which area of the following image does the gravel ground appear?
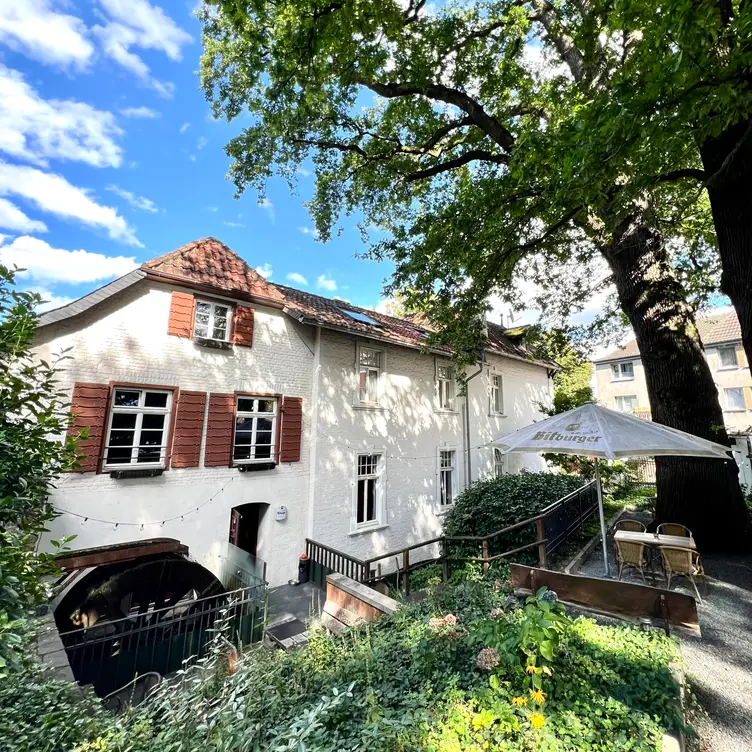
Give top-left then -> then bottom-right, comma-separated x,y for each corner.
576,514 -> 752,751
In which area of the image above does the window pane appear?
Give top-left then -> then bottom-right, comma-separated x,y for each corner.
437,364 -> 452,380
195,301 -> 211,314
109,430 -> 135,446
255,444 -> 272,459
195,312 -> 210,325
255,431 -> 273,446
366,478 -> 376,521
214,305 -> 229,318
720,348 -> 738,367
234,445 -> 252,460
256,417 -> 273,433
234,432 -> 254,445
213,326 -> 227,340
237,398 -> 256,413
106,447 -> 132,464
139,430 -> 163,446
194,323 -> 209,338
257,400 -> 275,413
111,413 -> 137,430
138,447 -> 162,463
621,362 -> 634,377
114,390 -> 140,407
141,414 -> 166,430
727,388 -> 745,410
144,392 -> 168,409
235,417 -> 254,431
359,349 -> 379,367
357,479 -> 366,523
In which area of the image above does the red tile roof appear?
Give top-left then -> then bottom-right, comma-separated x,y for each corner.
595,309 -> 742,363
142,237 -> 284,303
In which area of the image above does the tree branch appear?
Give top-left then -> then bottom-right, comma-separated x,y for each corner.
403,150 -> 508,181
292,138 -> 367,158
355,78 -> 515,151
655,168 -> 707,184
529,0 -> 585,82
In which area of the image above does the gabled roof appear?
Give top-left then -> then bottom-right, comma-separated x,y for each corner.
278,284 -> 556,368
595,309 -> 742,363
142,237 -> 284,305
35,237 -> 555,369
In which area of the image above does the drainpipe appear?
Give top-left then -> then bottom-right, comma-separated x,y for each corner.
464,355 -> 485,488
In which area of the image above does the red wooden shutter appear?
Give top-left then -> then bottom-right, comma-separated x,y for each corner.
279,396 -> 303,463
171,391 -> 207,468
168,291 -> 195,337
204,393 -> 235,467
67,383 -> 110,472
232,305 -> 254,347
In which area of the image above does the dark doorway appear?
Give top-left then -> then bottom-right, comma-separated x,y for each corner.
229,504 -> 263,556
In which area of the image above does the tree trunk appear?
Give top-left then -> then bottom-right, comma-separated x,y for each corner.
700,119 -> 752,371
602,216 -> 751,551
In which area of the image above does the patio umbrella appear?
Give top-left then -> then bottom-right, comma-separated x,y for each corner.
489,402 -> 732,576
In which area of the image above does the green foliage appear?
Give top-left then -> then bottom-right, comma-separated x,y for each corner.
442,472 -> 585,559
3,579 -> 681,751
0,266 -> 78,672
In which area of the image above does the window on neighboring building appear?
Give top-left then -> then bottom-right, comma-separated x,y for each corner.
725,387 -> 746,412
718,346 -> 739,369
356,453 -> 382,526
611,361 -> 634,380
494,448 -> 506,478
436,361 -> 454,410
439,449 -> 457,507
105,388 -> 172,467
233,397 -> 278,463
614,395 -> 638,413
358,347 -> 382,404
490,373 -> 504,414
194,299 -> 231,341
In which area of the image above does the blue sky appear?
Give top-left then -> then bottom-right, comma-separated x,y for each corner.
0,0 -> 392,312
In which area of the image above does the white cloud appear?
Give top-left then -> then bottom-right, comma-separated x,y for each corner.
120,105 -> 159,118
0,65 -> 123,168
223,220 -> 244,228
316,274 -> 337,292
204,205 -> 218,212
0,162 -> 141,246
188,154 -> 196,162
180,122 -> 190,133
106,184 -> 158,213
196,136 -> 207,149
0,198 -> 48,233
258,197 -> 274,221
286,272 -> 308,286
0,1 -> 94,69
296,167 -> 311,177
0,235 -> 139,284
255,263 -> 272,279
93,0 -> 192,97
299,226 -> 319,238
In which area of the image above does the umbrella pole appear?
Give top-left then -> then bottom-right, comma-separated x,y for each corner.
595,459 -> 610,577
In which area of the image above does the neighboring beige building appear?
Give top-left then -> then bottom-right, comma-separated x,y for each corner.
593,310 -> 752,487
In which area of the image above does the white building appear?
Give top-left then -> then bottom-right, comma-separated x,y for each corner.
36,238 -> 555,586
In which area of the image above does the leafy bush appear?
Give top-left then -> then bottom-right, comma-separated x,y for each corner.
442,472 -> 586,559
2,580 -> 682,752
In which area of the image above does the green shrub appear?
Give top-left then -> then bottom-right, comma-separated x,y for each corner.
442,472 -> 586,559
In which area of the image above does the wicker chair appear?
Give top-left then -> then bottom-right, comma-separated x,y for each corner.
614,539 -> 650,584
657,522 -> 693,539
614,519 -> 647,533
659,546 -> 705,603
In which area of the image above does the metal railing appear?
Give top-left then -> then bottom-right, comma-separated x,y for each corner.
53,584 -> 266,698
305,479 -> 599,596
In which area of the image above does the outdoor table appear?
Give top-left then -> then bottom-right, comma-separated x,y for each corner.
613,530 -> 696,550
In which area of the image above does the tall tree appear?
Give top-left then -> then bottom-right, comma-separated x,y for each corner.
200,0 -> 750,547
0,267 -> 77,672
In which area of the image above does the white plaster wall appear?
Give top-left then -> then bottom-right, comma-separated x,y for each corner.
35,281 -> 313,587
706,345 -> 752,434
310,332 -> 552,568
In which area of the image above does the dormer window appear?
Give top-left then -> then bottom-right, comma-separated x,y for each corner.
194,300 -> 230,342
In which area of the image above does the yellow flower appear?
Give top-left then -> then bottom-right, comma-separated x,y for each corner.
530,689 -> 546,704
529,712 -> 546,729
526,664 -> 538,675
511,696 -> 528,707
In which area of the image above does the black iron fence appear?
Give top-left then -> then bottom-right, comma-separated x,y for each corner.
541,479 -> 598,555
306,538 -> 368,586
54,584 -> 266,697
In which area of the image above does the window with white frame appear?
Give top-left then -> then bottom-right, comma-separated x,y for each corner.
436,361 -> 454,410
718,346 -> 739,369
494,448 -> 506,478
105,388 -> 172,468
614,395 -> 638,413
725,387 -> 746,411
194,299 -> 231,341
490,373 -> 504,414
611,361 -> 634,380
358,347 -> 382,404
356,453 -> 382,526
233,396 -> 278,463
439,450 -> 457,507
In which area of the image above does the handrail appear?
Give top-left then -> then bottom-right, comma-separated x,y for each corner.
305,537 -> 363,564
445,512 -> 548,543
539,479 -> 597,514
362,535 -> 444,566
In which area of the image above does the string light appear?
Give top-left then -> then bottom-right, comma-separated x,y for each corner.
54,476 -> 236,528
